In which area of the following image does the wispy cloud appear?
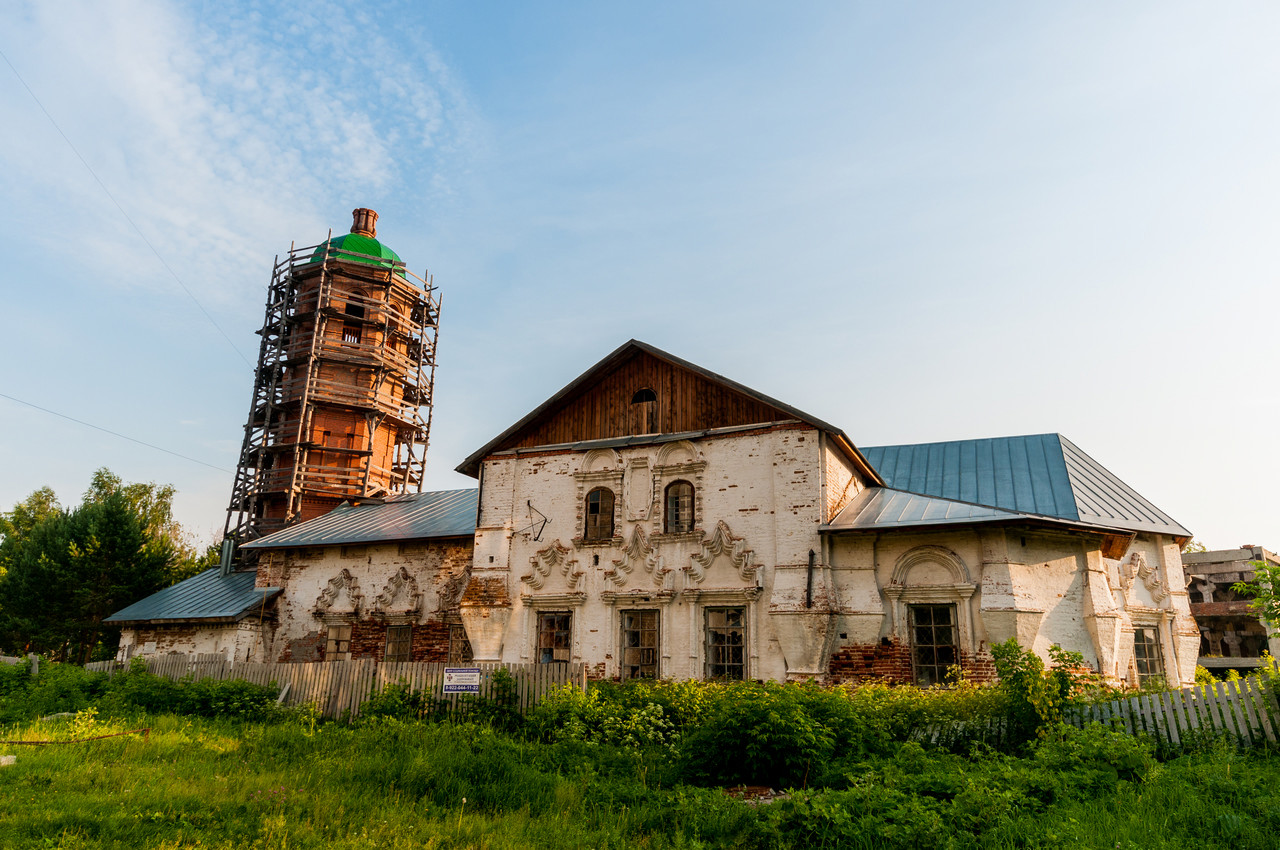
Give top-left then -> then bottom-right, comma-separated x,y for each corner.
1,0 -> 478,311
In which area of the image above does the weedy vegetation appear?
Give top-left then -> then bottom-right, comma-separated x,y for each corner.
1,642 -> 1277,849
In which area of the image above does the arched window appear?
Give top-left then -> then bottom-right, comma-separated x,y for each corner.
665,480 -> 694,533
342,295 -> 366,344
584,487 -> 615,541
630,388 -> 657,434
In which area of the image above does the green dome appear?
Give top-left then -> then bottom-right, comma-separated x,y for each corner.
312,232 -> 403,269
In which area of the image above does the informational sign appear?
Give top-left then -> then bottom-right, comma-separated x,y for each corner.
443,667 -> 481,694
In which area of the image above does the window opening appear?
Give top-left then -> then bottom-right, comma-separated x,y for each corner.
385,624 -> 412,662
631,388 -> 657,433
584,488 -> 615,541
1133,626 -> 1165,685
909,604 -> 957,686
448,624 -> 473,665
325,624 -> 352,661
620,610 -> 660,680
538,612 -> 572,663
705,607 -> 746,680
342,299 -> 365,344
665,480 -> 694,533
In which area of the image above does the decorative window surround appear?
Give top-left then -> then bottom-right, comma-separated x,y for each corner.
606,525 -> 660,589
885,546 -> 978,655
650,441 -> 706,538
521,540 -> 584,591
371,566 -> 423,624
686,520 -> 761,585
600,589 -> 677,606
314,569 -> 364,618
1122,551 -> 1169,604
682,587 -> 763,604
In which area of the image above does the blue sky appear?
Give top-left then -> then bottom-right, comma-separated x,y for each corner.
0,1 -> 1275,550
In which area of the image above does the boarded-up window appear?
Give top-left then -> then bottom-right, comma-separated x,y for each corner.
665,480 -> 694,533
385,625 -> 412,662
325,624 -> 352,661
1133,626 -> 1165,685
705,608 -> 745,680
910,604 -> 957,686
621,610 -> 659,680
584,488 -> 615,541
538,612 -> 572,664
631,388 -> 657,434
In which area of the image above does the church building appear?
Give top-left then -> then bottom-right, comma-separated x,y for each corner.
108,217 -> 1199,688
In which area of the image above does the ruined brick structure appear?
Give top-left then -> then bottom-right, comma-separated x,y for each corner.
1183,546 -> 1280,676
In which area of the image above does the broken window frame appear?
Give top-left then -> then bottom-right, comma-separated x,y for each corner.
537,611 -> 573,664
909,603 -> 958,687
448,624 -> 474,665
704,607 -> 746,680
664,480 -> 695,534
325,623 -> 352,661
1133,625 -> 1166,685
620,609 -> 660,680
584,487 -> 615,541
384,624 -> 412,662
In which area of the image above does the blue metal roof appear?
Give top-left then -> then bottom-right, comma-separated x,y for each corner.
105,569 -> 280,625
241,488 -> 478,550
860,434 -> 1190,538
824,488 -> 1026,531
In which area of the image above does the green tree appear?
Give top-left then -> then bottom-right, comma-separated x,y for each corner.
0,471 -> 190,662
1233,560 -> 1280,637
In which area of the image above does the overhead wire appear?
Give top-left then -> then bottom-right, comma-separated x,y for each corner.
0,391 -> 233,474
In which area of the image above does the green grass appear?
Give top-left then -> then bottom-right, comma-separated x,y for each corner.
1,711 -> 1278,850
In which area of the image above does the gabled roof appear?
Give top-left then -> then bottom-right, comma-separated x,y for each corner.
105,569 -> 280,626
241,488 -> 478,550
857,433 -> 1190,539
456,339 -> 882,483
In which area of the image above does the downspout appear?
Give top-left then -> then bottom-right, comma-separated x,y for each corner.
806,549 -> 815,609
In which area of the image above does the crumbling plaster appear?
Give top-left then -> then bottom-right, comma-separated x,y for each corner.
463,424 -> 858,681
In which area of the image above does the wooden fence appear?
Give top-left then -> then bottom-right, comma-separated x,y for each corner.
85,655 -> 586,720
1065,675 -> 1279,747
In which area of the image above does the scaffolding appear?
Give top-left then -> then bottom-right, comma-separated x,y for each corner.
225,235 -> 441,543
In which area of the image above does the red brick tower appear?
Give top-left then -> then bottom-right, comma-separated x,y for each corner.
225,208 -> 441,542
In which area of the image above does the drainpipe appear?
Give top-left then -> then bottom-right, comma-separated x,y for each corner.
806,549 -> 815,609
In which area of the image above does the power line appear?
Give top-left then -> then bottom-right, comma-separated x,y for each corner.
0,391 -> 233,474
0,46 -> 253,368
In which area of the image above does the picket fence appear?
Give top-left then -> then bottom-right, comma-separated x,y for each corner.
1064,675 -> 1279,748
85,655 -> 587,719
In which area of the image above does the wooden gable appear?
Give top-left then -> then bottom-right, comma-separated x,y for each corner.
501,349 -> 795,451
457,340 -> 883,484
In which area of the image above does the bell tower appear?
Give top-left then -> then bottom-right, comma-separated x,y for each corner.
225,208 -> 441,542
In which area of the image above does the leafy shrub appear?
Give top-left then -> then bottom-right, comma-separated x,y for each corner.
677,682 -> 835,788
1031,722 -> 1158,796
361,681 -> 440,722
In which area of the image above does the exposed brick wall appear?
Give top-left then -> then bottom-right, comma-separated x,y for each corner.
346,619 -> 452,662
282,630 -> 325,662
828,638 -> 913,684
828,639 -> 998,686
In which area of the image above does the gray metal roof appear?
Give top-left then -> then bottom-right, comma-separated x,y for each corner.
105,569 -> 280,625
860,434 -> 1190,538
824,487 -> 1027,532
241,488 -> 478,550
